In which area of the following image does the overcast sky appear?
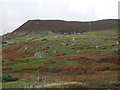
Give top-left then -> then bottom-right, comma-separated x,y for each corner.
0,0 -> 119,35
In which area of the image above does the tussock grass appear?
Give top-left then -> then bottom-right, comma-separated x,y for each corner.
35,81 -> 88,88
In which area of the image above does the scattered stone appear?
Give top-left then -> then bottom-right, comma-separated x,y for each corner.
117,42 -> 119,45
113,48 -> 120,53
54,51 -> 58,54
72,43 -> 75,46
72,38 -> 75,41
95,46 -> 99,49
64,33 -> 68,35
74,32 -> 77,35
77,51 -> 80,53
55,36 -> 58,38
25,47 -> 27,50
60,43 -> 64,45
34,52 -> 46,58
42,46 -> 50,49
66,35 -> 69,37
60,43 -> 68,46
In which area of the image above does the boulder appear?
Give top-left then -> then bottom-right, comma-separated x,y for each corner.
113,48 -> 120,53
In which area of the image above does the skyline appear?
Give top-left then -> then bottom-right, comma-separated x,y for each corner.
0,0 -> 119,35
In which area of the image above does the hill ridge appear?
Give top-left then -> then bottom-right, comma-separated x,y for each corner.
12,19 -> 118,34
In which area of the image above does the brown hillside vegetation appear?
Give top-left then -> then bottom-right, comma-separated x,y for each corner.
13,19 -> 118,34
2,43 -> 34,60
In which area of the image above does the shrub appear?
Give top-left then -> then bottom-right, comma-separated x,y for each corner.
2,76 -> 19,82
38,66 -> 48,72
49,68 -> 61,73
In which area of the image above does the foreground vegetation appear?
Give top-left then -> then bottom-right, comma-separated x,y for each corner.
2,29 -> 119,88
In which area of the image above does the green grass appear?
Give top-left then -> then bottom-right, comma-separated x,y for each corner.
3,77 -> 119,88
79,79 -> 118,88
2,80 -> 46,88
2,29 -> 119,88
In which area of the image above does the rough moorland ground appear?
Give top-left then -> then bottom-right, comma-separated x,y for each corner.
2,30 -> 119,88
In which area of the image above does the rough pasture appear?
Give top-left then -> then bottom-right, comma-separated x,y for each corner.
2,30 -> 119,88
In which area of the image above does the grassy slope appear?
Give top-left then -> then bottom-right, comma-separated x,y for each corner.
2,29 -> 119,88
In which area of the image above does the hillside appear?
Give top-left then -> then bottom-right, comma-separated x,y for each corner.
2,29 -> 119,88
2,19 -> 118,41
1,19 -> 119,89
12,19 -> 118,34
